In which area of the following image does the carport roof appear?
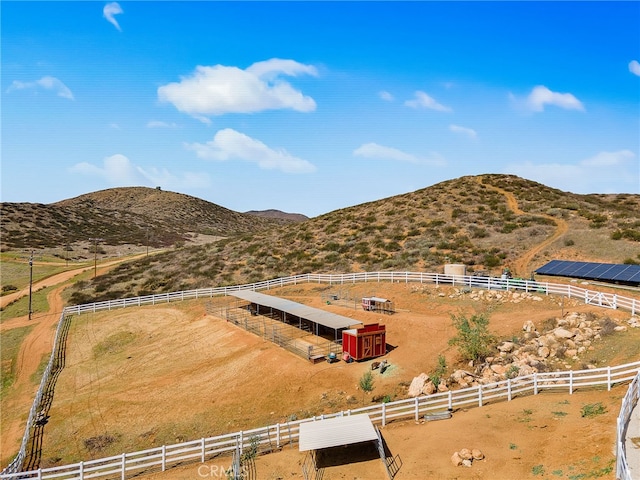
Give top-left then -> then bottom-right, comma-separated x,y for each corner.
230,290 -> 362,331
299,414 -> 378,451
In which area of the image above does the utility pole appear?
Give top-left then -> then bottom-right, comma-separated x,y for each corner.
90,238 -> 104,279
28,251 -> 34,320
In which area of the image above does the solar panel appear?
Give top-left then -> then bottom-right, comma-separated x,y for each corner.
535,260 -> 640,286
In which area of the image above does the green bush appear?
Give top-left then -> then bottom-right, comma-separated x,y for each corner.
448,312 -> 497,364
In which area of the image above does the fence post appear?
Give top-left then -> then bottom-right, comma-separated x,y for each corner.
478,385 -> 483,407
570,370 -> 573,395
276,423 -> 281,449
79,461 -> 84,479
162,445 -> 166,471
382,402 -> 386,427
121,453 -> 126,480
414,397 -> 419,422
448,390 -> 453,411
507,379 -> 512,401
534,373 -> 538,395
608,366 -> 612,391
201,437 -> 205,462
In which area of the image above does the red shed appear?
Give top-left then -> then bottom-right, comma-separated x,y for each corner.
342,323 -> 386,361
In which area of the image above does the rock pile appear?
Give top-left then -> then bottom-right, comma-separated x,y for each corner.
408,312 -> 632,396
451,448 -> 484,467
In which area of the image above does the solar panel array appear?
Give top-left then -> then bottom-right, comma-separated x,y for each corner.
535,260 -> 640,285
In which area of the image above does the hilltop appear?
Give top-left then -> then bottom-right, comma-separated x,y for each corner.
0,187 -> 298,254
66,175 -> 640,304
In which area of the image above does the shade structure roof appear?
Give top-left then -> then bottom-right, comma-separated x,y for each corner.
364,296 -> 389,302
299,414 -> 378,451
535,260 -> 640,285
230,290 -> 362,330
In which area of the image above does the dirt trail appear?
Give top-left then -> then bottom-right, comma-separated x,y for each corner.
478,177 -> 568,277
0,255 -> 144,467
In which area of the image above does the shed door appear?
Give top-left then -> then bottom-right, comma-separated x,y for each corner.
362,336 -> 373,358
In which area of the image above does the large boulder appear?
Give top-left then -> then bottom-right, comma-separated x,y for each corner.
408,373 -> 429,397
553,327 -> 575,339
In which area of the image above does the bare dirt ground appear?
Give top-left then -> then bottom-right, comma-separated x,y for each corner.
24,281 -> 636,479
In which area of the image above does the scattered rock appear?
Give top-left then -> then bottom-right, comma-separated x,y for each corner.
408,373 -> 429,397
451,448 -> 485,467
451,451 -> 463,466
472,449 -> 485,460
553,328 -> 575,339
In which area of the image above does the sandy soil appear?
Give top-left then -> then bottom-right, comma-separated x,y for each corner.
25,281 -> 634,479
142,386 -> 624,480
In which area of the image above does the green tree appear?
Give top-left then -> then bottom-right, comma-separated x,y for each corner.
359,371 -> 375,405
448,312 -> 497,364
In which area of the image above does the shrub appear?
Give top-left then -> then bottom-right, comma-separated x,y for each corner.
581,402 -> 607,418
430,354 -> 447,387
448,312 -> 497,364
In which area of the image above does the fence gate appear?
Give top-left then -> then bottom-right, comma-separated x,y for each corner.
585,291 -> 617,309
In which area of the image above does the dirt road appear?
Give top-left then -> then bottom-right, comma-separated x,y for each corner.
478,177 -> 568,277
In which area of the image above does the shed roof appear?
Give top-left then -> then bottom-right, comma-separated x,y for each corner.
230,290 -> 362,331
298,414 -> 378,451
363,296 -> 389,303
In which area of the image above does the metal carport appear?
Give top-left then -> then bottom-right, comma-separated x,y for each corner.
229,290 -> 362,341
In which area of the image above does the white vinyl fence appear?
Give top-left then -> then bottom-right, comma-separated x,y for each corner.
617,371 -> 640,480
2,362 -> 639,480
62,271 -> 640,316
2,271 -> 639,479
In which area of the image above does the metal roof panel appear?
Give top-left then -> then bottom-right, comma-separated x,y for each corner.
230,290 -> 362,330
299,414 -> 378,451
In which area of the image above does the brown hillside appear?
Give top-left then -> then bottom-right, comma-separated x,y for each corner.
0,187 -> 289,252
67,175 -> 640,304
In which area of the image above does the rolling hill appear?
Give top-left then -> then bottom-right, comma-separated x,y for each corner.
63,175 -> 640,304
0,187 -> 299,253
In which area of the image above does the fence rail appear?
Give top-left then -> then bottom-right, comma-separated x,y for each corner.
2,362 -> 639,480
617,371 -> 640,480
61,272 -> 640,316
3,271 -> 639,478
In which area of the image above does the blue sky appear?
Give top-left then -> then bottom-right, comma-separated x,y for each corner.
2,1 -> 639,217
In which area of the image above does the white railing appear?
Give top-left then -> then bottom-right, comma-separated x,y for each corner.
2,361 -> 638,480
61,272 -> 640,316
617,371 -> 640,480
3,271 -> 639,477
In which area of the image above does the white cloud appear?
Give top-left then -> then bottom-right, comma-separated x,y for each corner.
504,150 -> 638,194
7,76 -> 74,100
449,124 -> 477,139
404,91 -> 452,112
185,128 -> 317,174
580,150 -> 635,167
69,154 -> 210,189
147,120 -> 178,128
525,85 -> 585,112
379,91 -> 394,102
103,2 -> 123,31
629,60 -> 640,77
157,59 -> 318,121
353,142 -> 446,166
